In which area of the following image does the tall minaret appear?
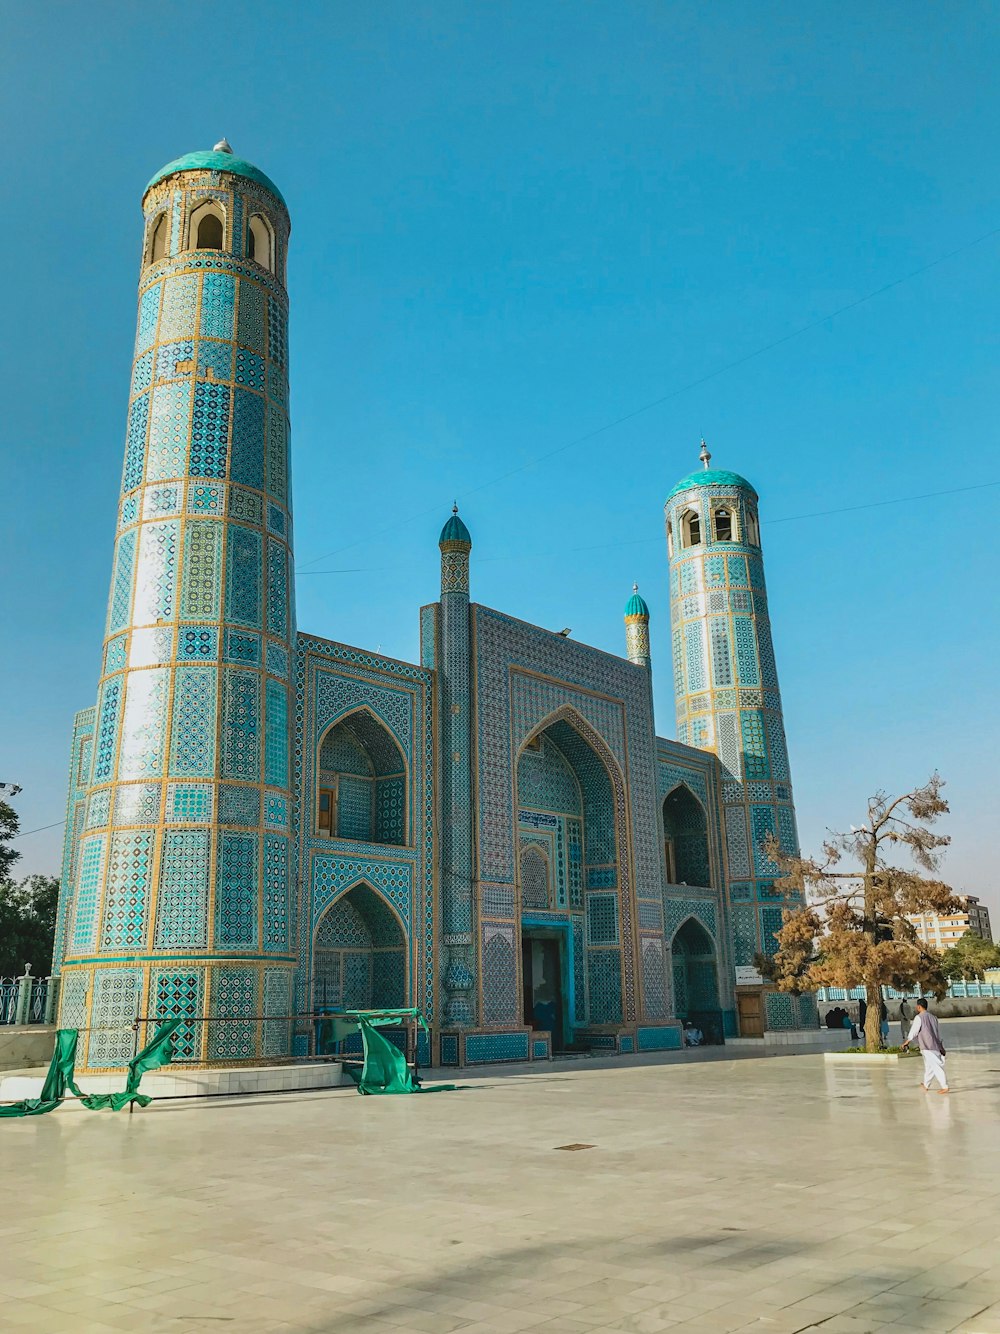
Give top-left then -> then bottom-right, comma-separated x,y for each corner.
56,144 -> 296,1069
664,442 -> 799,967
437,506 -> 476,1025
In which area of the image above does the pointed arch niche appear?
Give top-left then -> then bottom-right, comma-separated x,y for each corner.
312,883 -> 406,1011
316,708 -> 407,845
663,783 -> 711,889
671,916 -> 721,1037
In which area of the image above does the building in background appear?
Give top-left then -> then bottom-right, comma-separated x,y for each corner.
908,894 -> 993,950
53,146 -> 811,1069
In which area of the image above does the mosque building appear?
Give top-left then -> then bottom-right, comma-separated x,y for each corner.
53,145 -> 813,1070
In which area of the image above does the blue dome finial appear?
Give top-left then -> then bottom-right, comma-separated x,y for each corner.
699,437 -> 711,469
439,503 -> 472,548
624,583 -> 650,618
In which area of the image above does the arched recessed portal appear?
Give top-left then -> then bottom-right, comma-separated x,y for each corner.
672,916 -> 721,1042
317,709 -> 407,845
514,714 -> 624,1048
313,883 -> 406,1012
663,784 -> 711,888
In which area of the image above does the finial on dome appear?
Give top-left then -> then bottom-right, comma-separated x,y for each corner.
633,582 -> 638,593
213,138 -> 234,154
452,500 -> 459,515
699,438 -> 712,469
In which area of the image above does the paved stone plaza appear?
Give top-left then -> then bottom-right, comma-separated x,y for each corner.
4,1019 -> 1000,1334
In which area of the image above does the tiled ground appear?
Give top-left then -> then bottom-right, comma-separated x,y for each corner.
4,1018 -> 1000,1334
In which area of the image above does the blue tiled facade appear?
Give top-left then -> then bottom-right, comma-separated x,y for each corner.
55,151 -> 808,1069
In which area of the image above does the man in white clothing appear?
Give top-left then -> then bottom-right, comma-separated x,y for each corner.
902,998 -> 949,1093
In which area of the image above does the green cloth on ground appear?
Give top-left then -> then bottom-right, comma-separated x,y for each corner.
0,1028 -> 80,1118
72,1020 -> 183,1111
0,1021 -> 182,1118
317,1008 -> 454,1096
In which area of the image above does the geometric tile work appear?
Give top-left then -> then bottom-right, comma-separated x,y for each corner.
181,521 -> 223,621
70,835 -> 106,954
88,968 -> 142,1067
221,669 -> 261,781
170,666 -> 217,777
151,969 -> 204,1061
262,834 -> 289,952
154,830 -> 210,948
116,668 -> 169,780
226,525 -> 262,628
262,968 -> 292,1059
216,831 -> 258,948
208,967 -> 257,1061
264,679 -> 288,788
100,830 -> 153,949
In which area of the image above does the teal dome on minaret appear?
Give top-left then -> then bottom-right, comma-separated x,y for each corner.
624,585 -> 650,618
439,504 -> 472,548
145,140 -> 287,208
666,438 -> 756,502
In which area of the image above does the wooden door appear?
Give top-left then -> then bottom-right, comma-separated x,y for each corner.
737,990 -> 764,1038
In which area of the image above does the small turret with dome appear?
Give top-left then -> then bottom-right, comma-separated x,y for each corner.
624,583 -> 651,669
664,439 -> 799,976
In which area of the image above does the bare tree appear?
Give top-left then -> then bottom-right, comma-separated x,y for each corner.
760,774 -> 958,1050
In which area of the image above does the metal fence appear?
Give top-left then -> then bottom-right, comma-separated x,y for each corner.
815,982 -> 1000,1003
0,975 -> 53,1026
0,978 -> 18,1025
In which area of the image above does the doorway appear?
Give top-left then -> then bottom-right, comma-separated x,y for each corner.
737,989 -> 764,1038
521,930 -> 566,1052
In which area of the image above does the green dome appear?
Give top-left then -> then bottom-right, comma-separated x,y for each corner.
624,587 -> 649,618
439,509 -> 472,546
144,150 -> 287,209
666,468 -> 757,503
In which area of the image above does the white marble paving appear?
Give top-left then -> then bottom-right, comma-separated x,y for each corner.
3,1018 -> 1000,1333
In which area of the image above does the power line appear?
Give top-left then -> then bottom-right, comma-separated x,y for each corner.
296,222 -> 1000,572
12,820 -> 65,840
296,478 -> 1000,576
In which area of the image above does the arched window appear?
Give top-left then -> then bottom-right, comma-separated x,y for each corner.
681,509 -> 701,547
190,201 -> 225,251
146,213 -> 168,264
316,710 -> 407,845
745,508 -> 760,547
247,214 -> 274,271
666,520 -> 674,558
663,785 -> 711,887
713,508 -> 735,542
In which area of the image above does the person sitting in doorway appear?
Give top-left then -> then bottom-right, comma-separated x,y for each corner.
683,1020 -> 703,1047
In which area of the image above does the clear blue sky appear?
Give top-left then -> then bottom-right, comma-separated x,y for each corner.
2,3 -> 997,917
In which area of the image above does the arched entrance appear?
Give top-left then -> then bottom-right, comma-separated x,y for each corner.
671,917 -> 722,1043
312,883 -> 406,1012
514,714 -> 623,1049
663,785 -> 711,887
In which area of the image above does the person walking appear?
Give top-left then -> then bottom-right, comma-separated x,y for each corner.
898,997 -> 911,1044
902,998 -> 949,1094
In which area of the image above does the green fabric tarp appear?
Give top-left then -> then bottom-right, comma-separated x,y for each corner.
316,1008 -> 453,1095
0,1028 -> 79,1118
0,1020 -> 182,1118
